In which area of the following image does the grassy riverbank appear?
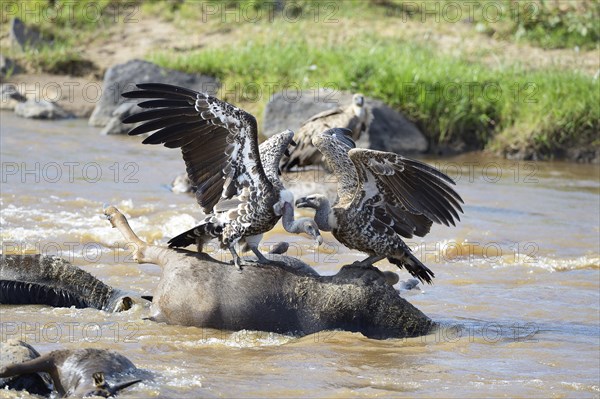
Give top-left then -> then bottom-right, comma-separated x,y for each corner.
2,0 -> 599,160
151,34 -> 598,159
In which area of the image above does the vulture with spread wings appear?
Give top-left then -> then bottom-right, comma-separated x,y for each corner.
122,83 -> 321,268
280,94 -> 372,171
296,128 -> 464,283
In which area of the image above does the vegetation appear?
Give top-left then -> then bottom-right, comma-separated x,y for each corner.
466,0 -> 600,50
7,43 -> 96,76
2,0 -> 598,159
379,0 -> 599,50
1,0 -> 128,32
150,34 -> 598,158
1,0 -> 122,75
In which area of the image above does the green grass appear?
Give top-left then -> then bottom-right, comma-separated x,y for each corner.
480,0 -> 600,50
16,43 -> 96,75
493,70 -> 600,157
2,0 -> 127,75
150,33 -> 599,158
4,0 -> 598,76
1,0 -> 129,32
391,0 -> 600,50
3,0 -> 598,159
140,0 -> 376,22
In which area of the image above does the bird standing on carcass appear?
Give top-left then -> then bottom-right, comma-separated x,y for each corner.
296,128 -> 464,283
122,84 -> 322,268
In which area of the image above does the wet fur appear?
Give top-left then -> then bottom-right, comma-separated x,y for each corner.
0,255 -> 136,311
105,205 -> 434,339
148,250 -> 434,338
0,347 -> 143,397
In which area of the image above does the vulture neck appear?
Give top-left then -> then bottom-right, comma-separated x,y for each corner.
312,199 -> 334,232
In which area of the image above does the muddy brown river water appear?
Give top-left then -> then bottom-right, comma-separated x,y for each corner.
1,111 -> 598,398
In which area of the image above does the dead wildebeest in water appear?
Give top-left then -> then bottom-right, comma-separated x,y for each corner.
0,254 -> 148,312
104,206 -> 435,339
0,340 -> 144,397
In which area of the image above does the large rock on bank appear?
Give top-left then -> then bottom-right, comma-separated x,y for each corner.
89,59 -> 219,133
99,102 -> 138,135
263,89 -> 428,154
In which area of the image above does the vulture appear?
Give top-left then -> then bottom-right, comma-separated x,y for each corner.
295,128 -> 464,283
122,83 -> 321,268
281,93 -> 372,170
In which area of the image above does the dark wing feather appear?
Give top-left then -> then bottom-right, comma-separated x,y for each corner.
385,203 -> 433,237
122,83 -> 271,213
140,121 -> 210,145
349,149 -> 464,232
122,107 -> 199,123
137,99 -> 192,108
126,115 -> 201,136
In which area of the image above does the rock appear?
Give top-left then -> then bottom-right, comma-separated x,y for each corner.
263,89 -> 340,138
9,18 -> 44,52
566,147 -> 600,164
267,241 -> 290,255
89,59 -> 219,130
1,84 -> 27,102
5,74 -> 100,118
14,99 -> 73,119
0,55 -> 21,77
263,89 -> 428,154
0,84 -> 27,110
99,102 -> 138,135
367,99 -> 429,153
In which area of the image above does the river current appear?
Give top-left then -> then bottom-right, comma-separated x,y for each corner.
1,111 -> 598,398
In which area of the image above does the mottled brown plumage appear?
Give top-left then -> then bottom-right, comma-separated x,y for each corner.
281,94 -> 372,170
